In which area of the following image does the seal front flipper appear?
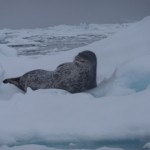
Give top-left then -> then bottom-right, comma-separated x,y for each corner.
3,77 -> 26,93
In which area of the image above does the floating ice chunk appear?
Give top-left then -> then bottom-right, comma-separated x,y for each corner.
0,145 -> 125,150
143,142 -> 150,149
97,147 -> 124,150
0,144 -> 56,150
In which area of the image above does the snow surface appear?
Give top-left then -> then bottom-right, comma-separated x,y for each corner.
0,17 -> 150,150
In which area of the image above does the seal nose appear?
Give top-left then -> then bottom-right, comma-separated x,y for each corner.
75,55 -> 80,61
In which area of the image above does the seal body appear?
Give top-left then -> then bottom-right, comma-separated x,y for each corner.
3,50 -> 97,93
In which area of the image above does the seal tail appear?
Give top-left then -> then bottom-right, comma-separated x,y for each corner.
3,77 -> 26,92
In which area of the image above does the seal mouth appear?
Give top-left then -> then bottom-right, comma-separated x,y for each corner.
75,55 -> 85,63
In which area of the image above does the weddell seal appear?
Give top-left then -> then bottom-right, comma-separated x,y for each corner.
3,50 -> 97,93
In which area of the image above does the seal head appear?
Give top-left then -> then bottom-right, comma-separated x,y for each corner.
74,50 -> 97,88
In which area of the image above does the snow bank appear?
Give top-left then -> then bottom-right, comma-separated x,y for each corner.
0,16 -> 150,149
0,90 -> 150,144
0,88 -> 150,146
78,16 -> 150,96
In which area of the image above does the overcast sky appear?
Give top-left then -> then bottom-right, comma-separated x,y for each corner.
0,0 -> 150,29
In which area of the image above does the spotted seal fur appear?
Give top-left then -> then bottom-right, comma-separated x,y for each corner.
3,50 -> 97,93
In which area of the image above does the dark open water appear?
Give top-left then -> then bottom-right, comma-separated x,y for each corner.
8,34 -> 107,56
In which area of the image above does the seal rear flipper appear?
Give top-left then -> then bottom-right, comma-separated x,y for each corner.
3,77 -> 27,93
3,77 -> 20,84
3,79 -> 8,83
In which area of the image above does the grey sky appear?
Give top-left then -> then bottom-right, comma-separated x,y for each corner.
0,0 -> 150,29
